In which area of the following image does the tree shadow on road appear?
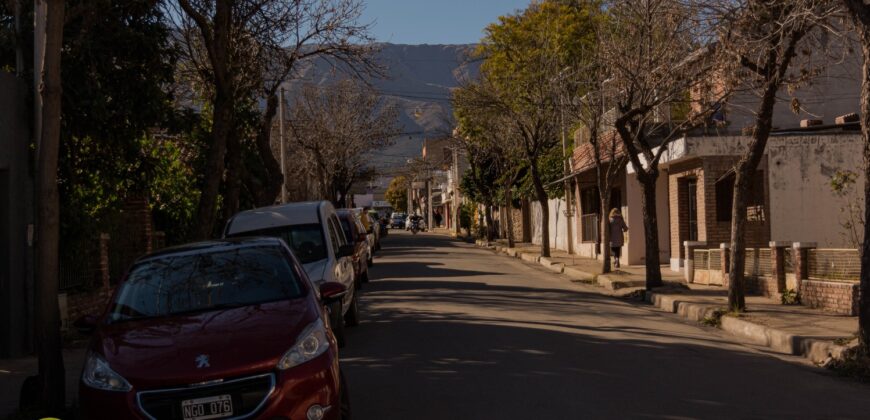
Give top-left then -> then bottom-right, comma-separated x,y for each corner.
342,303 -> 870,420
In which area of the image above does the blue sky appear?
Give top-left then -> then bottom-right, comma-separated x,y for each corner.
361,0 -> 531,45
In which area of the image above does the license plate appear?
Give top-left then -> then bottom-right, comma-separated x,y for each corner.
181,394 -> 233,420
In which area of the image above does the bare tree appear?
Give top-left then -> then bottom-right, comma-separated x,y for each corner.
713,0 -> 840,311
169,0 -> 378,238
285,80 -> 400,206
839,0 -> 870,355
601,0 -> 723,288
563,31 -> 628,274
33,0 -> 65,411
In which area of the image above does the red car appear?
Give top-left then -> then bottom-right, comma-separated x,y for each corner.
75,237 -> 351,420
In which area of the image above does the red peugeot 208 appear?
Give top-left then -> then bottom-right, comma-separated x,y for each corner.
76,237 -> 351,420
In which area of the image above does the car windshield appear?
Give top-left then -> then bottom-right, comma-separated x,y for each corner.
230,224 -> 328,264
108,245 -> 304,323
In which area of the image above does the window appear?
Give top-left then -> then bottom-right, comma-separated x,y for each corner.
326,218 -> 341,256
580,187 -> 600,216
228,224 -> 327,264
716,170 -> 765,222
580,187 -> 600,243
108,245 -> 304,322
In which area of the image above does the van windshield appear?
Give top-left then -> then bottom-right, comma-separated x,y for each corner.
108,245 -> 303,322
229,224 -> 328,264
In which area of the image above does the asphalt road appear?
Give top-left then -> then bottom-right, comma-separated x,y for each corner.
341,230 -> 870,420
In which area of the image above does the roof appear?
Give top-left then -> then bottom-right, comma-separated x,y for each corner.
571,130 -> 625,174
138,237 -> 286,263
225,201 -> 332,235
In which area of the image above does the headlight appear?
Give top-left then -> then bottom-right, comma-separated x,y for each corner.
277,319 -> 330,370
82,351 -> 132,392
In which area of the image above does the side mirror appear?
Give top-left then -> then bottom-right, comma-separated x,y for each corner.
337,244 -> 355,258
74,314 -> 99,335
319,282 -> 347,304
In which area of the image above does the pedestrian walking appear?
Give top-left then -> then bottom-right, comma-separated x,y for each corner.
608,208 -> 628,268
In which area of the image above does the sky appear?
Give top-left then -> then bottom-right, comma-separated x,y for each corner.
360,0 -> 531,45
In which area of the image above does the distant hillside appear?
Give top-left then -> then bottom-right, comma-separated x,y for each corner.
283,43 -> 479,172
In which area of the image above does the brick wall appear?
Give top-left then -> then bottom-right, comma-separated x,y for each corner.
801,280 -> 858,315
746,276 -> 779,298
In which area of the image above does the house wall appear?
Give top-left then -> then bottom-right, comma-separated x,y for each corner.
531,198 -> 572,252
667,155 -> 771,271
767,134 -> 865,247
624,171 -> 670,266
726,54 -> 861,131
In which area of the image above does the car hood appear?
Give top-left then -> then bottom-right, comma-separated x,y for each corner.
303,259 -> 328,283
96,299 -> 316,390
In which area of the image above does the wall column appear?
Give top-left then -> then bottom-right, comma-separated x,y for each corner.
792,242 -> 817,294
684,241 -> 706,283
770,241 -> 789,294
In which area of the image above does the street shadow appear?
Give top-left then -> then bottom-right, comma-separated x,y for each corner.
342,304 -> 870,420
371,261 -> 501,280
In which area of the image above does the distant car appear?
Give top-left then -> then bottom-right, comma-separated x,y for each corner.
390,215 -> 406,229
224,201 -> 359,347
77,238 -> 351,420
337,209 -> 371,287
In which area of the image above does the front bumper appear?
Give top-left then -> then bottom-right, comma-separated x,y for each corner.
79,350 -> 342,420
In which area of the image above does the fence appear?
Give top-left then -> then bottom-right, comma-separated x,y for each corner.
807,249 -> 860,282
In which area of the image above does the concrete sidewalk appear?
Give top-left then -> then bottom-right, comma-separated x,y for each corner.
471,237 -> 857,365
0,346 -> 86,418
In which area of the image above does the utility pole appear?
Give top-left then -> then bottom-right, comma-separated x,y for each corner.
279,87 -> 287,204
558,70 -> 574,255
426,169 -> 433,231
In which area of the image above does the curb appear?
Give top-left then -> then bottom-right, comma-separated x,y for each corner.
644,290 -> 848,363
476,241 -> 850,365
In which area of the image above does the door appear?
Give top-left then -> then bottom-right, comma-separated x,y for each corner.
687,179 -> 698,241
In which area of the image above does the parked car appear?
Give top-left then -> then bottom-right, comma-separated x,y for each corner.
224,201 -> 359,347
337,209 -> 371,287
354,208 -> 379,255
76,237 -> 351,420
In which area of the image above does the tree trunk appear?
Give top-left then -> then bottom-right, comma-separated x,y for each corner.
505,185 -> 516,248
34,0 -> 65,410
253,93 -> 284,206
599,187 -> 612,273
484,205 -> 495,241
222,128 -> 243,221
728,78 -> 779,311
529,161 -> 551,257
638,173 -> 663,289
193,89 -> 233,240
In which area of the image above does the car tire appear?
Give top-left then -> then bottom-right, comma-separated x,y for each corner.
344,291 -> 360,327
331,302 -> 346,348
339,369 -> 352,420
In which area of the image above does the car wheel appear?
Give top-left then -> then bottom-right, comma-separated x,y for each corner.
339,369 -> 352,420
331,302 -> 346,348
344,291 -> 360,327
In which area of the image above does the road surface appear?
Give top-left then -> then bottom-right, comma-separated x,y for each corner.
341,230 -> 870,419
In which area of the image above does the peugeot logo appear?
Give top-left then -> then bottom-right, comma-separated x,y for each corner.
195,354 -> 210,369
